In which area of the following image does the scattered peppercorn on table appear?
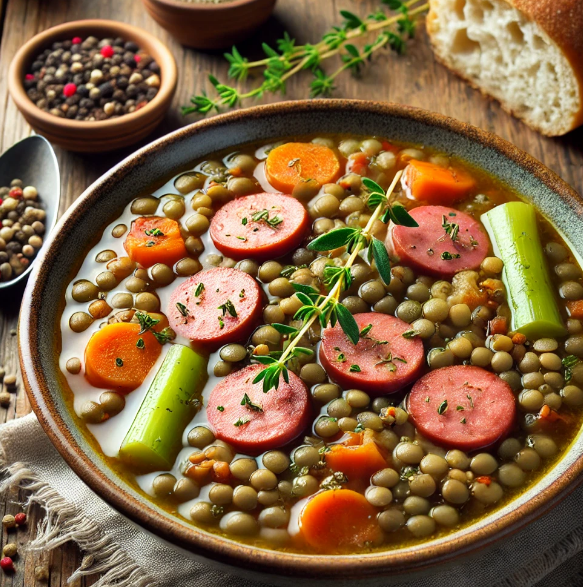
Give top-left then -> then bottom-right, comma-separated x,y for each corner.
1,0 -> 583,584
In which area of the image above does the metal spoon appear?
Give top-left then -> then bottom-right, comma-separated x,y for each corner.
0,135 -> 60,290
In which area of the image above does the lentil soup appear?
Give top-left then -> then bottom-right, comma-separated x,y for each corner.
59,135 -> 583,555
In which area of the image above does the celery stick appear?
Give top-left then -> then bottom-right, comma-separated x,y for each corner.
482,202 -> 566,339
119,344 -> 207,472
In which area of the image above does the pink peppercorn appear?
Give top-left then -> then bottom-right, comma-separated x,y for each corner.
8,187 -> 22,199
0,558 -> 14,573
14,513 -> 26,526
25,73 -> 35,80
63,83 -> 77,98
100,45 -> 114,58
134,54 -> 141,63
72,36 -> 82,44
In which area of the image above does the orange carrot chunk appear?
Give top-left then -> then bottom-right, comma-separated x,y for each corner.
325,441 -> 387,482
124,216 -> 187,268
84,322 -> 161,393
567,300 -> 583,319
299,489 -> 382,553
265,142 -> 340,193
403,160 -> 476,205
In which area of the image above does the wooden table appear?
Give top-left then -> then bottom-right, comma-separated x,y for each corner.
0,0 -> 581,584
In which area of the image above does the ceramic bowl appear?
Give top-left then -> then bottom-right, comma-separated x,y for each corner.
8,20 -> 177,152
19,100 -> 583,583
140,0 -> 277,49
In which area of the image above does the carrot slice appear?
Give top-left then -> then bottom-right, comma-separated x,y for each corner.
124,216 -> 187,268
403,160 -> 476,205
567,301 -> 583,319
299,489 -> 382,553
265,142 -> 340,193
325,441 -> 387,482
84,323 -> 161,393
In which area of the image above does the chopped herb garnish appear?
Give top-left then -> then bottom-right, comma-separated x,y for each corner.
437,399 -> 448,415
425,396 -> 430,403
144,228 -> 164,237
563,355 -> 579,383
400,466 -> 419,481
210,505 -> 224,517
349,364 -> 361,372
236,236 -> 247,241
460,417 -> 466,424
115,357 -> 123,367
320,471 -> 349,490
441,215 -> 460,242
218,299 -> 237,317
288,158 -> 301,168
354,423 -> 365,433
359,324 -> 373,338
252,209 -> 283,229
217,405 -> 224,412
145,240 -> 156,247
194,283 -> 205,297
456,405 -> 464,411
234,417 -> 250,427
152,327 -> 174,345
136,338 -> 145,349
241,393 -> 263,412
469,235 -> 479,247
335,352 -> 346,363
218,316 -> 225,329
441,251 -> 461,260
241,217 -> 248,225
136,311 -> 161,334
448,212 -> 456,217
176,302 -> 189,317
402,330 -> 419,339
467,394 -> 474,408
239,289 -> 246,298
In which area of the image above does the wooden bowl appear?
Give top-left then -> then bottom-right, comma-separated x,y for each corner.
19,101 -> 583,582
8,20 -> 177,152
140,0 -> 277,49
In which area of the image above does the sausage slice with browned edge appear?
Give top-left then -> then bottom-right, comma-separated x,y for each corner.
386,205 -> 489,278
319,313 -> 425,397
207,364 -> 311,454
210,193 -> 310,260
407,365 -> 516,451
168,267 -> 262,350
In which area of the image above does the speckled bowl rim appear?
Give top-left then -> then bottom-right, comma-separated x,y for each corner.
8,19 -> 177,132
19,100 -> 583,580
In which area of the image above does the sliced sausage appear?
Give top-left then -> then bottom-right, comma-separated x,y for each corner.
207,364 -> 311,454
386,205 -> 489,278
210,193 -> 310,260
319,313 -> 425,397
167,267 -> 262,350
407,365 -> 516,451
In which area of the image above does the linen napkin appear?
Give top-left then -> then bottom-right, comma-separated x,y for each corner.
2,413 -> 583,587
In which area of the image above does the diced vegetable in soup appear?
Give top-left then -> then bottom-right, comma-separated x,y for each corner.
59,135 -> 583,555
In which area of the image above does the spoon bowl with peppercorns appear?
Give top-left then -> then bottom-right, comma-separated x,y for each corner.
0,135 -> 60,291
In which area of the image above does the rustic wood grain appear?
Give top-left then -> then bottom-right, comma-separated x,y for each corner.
0,0 -> 581,584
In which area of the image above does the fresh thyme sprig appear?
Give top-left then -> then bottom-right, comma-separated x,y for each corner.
252,170 -> 418,393
182,0 -> 429,115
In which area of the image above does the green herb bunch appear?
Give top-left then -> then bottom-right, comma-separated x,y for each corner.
252,170 -> 418,393
182,0 -> 429,115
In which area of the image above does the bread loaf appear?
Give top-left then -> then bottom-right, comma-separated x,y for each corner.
427,0 -> 583,136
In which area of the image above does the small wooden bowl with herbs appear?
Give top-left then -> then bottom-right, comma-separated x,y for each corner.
140,0 -> 277,49
8,19 -> 177,152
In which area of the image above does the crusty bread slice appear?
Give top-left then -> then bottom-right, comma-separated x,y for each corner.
427,0 -> 583,136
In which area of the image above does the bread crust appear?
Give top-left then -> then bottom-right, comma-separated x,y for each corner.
512,0 -> 583,131
427,0 -> 583,135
